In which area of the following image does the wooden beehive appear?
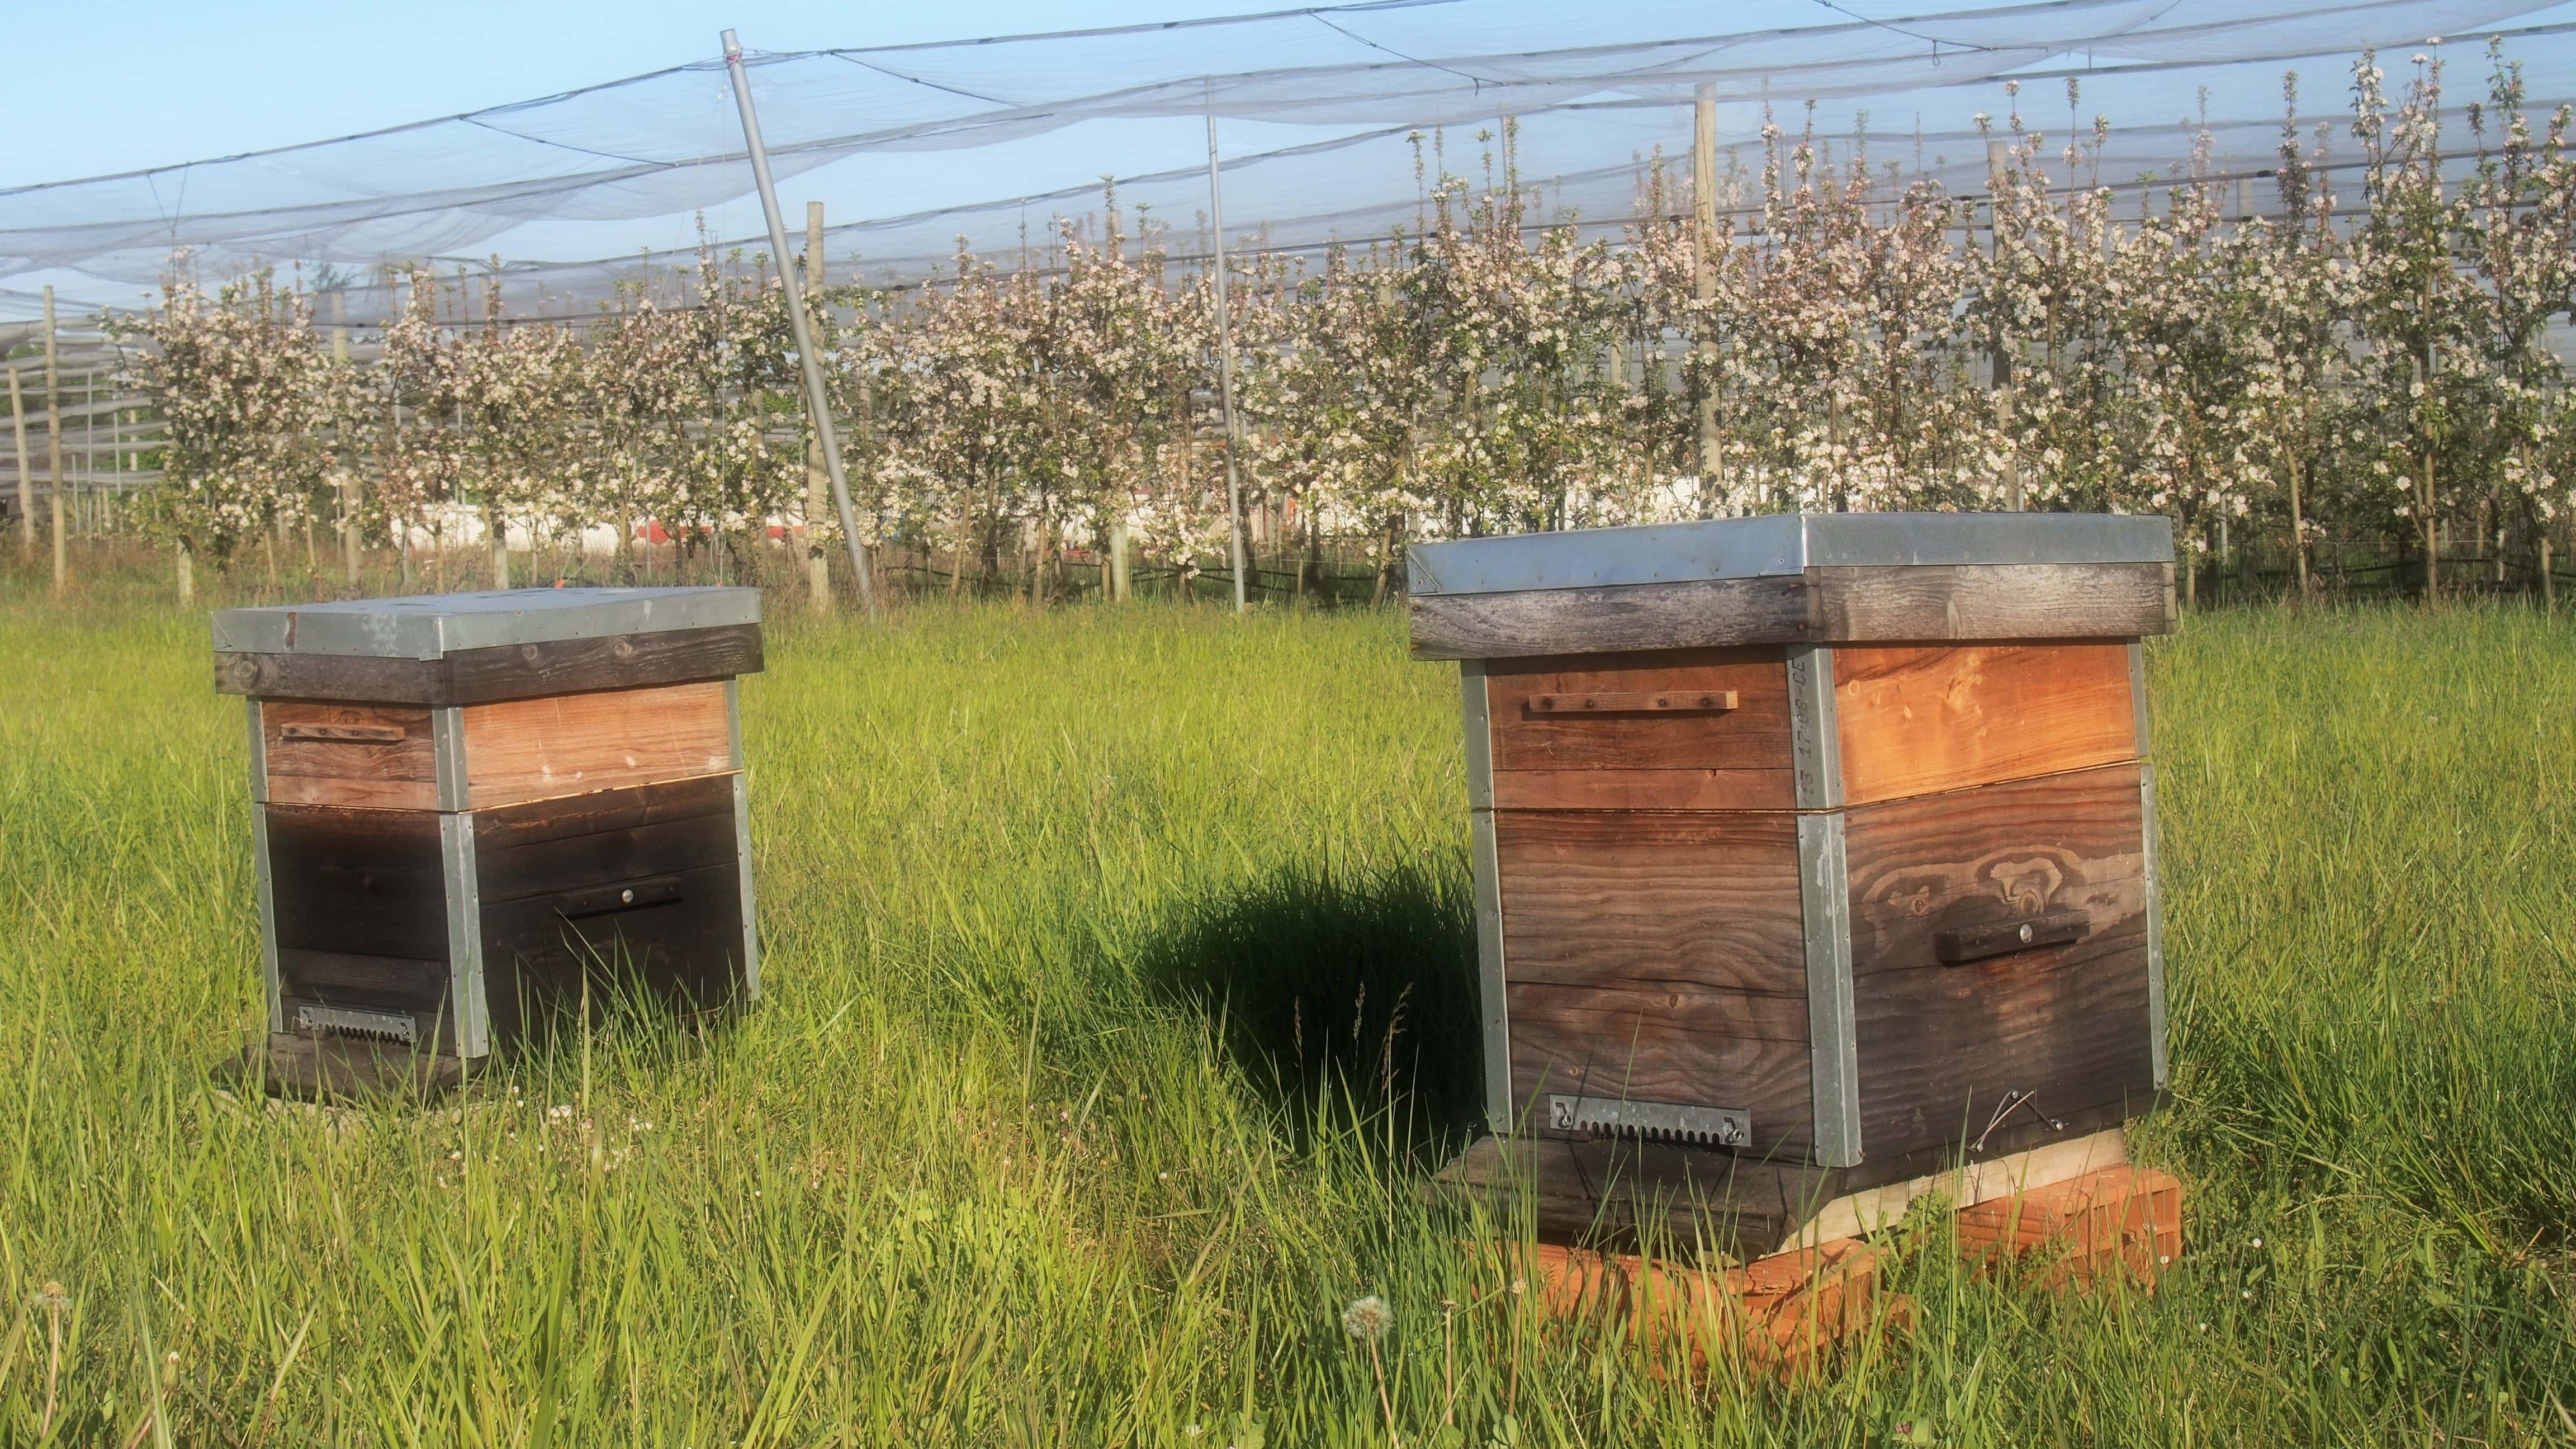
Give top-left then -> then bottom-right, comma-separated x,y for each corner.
212,588 -> 763,1087
1413,513 -> 2177,1252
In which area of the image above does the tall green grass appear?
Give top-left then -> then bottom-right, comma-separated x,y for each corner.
2,580 -> 2572,1445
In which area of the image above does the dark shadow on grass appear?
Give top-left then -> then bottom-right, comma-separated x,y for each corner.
1136,861 -> 1485,1157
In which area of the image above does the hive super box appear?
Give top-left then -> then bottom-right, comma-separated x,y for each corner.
212,588 -> 763,1084
1413,513 -> 2177,1251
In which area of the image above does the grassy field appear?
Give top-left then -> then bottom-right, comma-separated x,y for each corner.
4,574 -> 2575,1446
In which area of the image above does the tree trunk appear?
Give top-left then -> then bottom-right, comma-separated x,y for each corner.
176,542 -> 195,607
806,435 -> 832,615
2421,446 -> 2438,603
2286,449 -> 2310,596
489,507 -> 511,591
342,475 -> 363,589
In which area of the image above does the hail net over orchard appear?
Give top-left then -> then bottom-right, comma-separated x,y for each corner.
8,0 -> 2576,324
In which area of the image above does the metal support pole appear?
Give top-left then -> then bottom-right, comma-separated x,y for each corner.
1206,83 -> 1249,613
722,29 -> 879,621
1692,83 -> 1720,502
803,199 -> 833,615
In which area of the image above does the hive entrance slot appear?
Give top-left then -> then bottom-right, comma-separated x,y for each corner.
292,1004 -> 419,1046
1547,1093 -> 1751,1148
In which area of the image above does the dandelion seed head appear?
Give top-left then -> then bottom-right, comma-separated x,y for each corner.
1341,1294 -> 1393,1343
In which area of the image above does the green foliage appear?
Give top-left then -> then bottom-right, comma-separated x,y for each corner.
1,586 -> 2573,1443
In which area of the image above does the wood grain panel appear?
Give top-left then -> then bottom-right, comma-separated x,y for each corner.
461,681 -> 733,809
1411,575 -> 1816,660
278,948 -> 450,1013
1834,642 -> 2139,805
1842,763 -> 2147,979
1515,978 -> 1812,1043
217,623 -> 763,705
479,860 -> 746,1043
1484,650 -> 1793,811
1841,764 -> 2156,1161
1509,988 -> 1816,1157
1411,562 -> 2175,660
1807,562 -> 2175,643
1852,930 -> 2156,1162
1494,810 -> 1805,997
1486,648 -> 1790,773
1492,768 -> 1794,811
264,804 -> 448,962
470,771 -> 735,849
475,797 -> 737,907
261,701 -> 438,811
445,624 -> 762,704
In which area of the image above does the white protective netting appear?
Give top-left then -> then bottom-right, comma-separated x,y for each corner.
8,0 -> 2576,323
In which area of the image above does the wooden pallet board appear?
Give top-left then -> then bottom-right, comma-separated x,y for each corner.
1953,1164 -> 2184,1287
246,1031 -> 465,1101
1475,1236 -> 1888,1379
1445,1149 -> 2185,1376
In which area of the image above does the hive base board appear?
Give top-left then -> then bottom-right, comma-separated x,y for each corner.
245,1032 -> 467,1102
1778,1125 -> 2132,1251
1433,1134 -> 1845,1259
1435,1119 -> 2147,1259
1474,1235 -> 1890,1379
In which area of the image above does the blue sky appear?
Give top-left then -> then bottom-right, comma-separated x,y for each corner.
4,0 -> 1256,190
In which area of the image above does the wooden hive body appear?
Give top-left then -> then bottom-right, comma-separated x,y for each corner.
1414,514 -> 2177,1250
214,588 -> 764,1068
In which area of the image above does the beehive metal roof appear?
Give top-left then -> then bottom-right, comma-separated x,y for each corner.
1407,513 -> 2172,597
211,587 -> 760,661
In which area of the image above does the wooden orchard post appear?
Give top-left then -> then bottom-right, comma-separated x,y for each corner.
335,322 -> 363,588
7,366 -> 30,556
804,200 -> 832,615
42,288 -> 67,594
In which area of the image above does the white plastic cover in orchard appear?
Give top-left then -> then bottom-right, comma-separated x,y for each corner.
6,0 -> 2576,322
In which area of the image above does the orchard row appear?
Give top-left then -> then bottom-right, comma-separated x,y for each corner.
121,46 -> 2576,600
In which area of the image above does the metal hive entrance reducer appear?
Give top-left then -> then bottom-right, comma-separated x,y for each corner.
1415,512 -> 2177,1255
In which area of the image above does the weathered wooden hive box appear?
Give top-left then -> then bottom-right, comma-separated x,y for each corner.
212,588 -> 764,1086
1413,513 -> 2177,1248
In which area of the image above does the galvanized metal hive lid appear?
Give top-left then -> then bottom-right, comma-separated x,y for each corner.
211,587 -> 760,661
1407,513 -> 2174,596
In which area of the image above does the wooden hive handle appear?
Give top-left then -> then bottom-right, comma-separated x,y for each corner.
276,722 -> 408,744
551,874 -> 684,920
1934,908 -> 2091,965
1527,690 -> 1738,716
